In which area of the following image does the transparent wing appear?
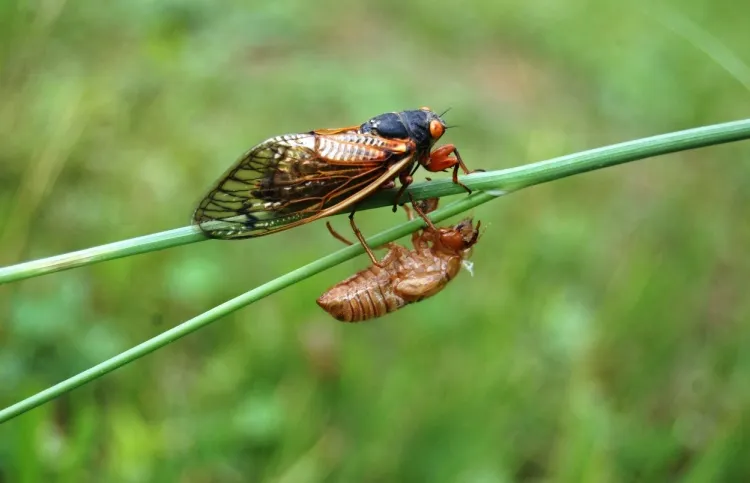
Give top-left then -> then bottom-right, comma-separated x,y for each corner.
192,133 -> 409,239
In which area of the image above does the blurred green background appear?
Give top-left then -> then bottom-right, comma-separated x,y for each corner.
1,0 -> 749,481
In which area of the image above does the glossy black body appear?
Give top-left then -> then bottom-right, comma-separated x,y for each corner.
359,109 -> 446,154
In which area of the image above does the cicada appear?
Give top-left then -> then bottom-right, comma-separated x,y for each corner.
192,107 -> 477,258
317,197 -> 481,322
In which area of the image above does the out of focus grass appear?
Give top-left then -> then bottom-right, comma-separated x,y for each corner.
1,0 -> 749,481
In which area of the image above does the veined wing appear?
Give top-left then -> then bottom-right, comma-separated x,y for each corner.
192,132 -> 414,239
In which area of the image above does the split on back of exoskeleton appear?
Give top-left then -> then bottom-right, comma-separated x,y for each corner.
316,198 -> 482,323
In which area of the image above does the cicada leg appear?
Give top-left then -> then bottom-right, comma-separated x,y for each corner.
412,197 -> 439,216
402,203 -> 422,248
348,211 -> 382,267
408,193 -> 439,232
426,144 -> 484,194
404,196 -> 440,248
327,219 -> 393,258
390,164 -> 419,212
326,222 -> 354,246
407,193 -> 442,251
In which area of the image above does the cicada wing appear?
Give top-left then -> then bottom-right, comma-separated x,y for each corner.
192,133 -> 413,239
312,125 -> 360,135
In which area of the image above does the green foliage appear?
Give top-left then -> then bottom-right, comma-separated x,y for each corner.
1,0 -> 750,481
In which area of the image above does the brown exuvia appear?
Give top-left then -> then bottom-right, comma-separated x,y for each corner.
317,198 -> 481,322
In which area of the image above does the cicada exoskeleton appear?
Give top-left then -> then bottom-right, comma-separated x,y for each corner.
317,197 -> 481,322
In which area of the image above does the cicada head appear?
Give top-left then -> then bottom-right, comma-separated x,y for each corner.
435,218 -> 481,256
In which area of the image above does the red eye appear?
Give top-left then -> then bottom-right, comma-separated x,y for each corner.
429,119 -> 445,139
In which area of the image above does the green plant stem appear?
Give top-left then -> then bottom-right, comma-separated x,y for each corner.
2,117 -> 750,285
0,192 -> 496,424
1,117 -> 750,424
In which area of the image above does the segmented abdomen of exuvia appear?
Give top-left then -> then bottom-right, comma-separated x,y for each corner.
316,266 -> 406,323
